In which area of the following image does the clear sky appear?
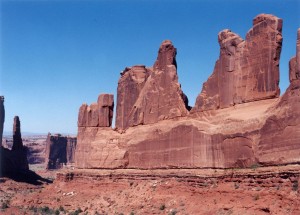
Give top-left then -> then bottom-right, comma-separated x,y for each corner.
0,0 -> 299,134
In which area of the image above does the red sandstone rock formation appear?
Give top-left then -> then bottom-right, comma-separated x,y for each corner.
75,14 -> 300,170
45,133 -> 77,169
192,14 -> 282,112
78,94 -> 114,127
12,116 -> 23,150
0,96 -> 4,147
0,114 -> 29,176
115,40 -> 189,130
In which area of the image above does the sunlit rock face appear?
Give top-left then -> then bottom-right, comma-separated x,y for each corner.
115,40 -> 189,130
75,15 -> 300,170
192,14 -> 282,112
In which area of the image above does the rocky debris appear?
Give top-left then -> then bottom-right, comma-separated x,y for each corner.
115,40 -> 189,130
192,14 -> 283,112
46,133 -> 77,169
78,94 -> 114,127
0,96 -> 4,147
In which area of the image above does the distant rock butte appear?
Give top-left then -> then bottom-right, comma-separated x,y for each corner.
192,14 -> 282,112
45,133 -> 77,169
75,14 -> 300,169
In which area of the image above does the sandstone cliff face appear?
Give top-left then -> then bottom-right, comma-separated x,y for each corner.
192,14 -> 282,112
78,94 -> 114,127
75,15 -> 300,170
115,40 -> 189,130
45,133 -> 77,169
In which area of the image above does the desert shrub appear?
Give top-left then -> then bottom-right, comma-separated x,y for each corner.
1,202 -> 9,209
292,181 -> 299,191
253,194 -> 260,201
130,212 -> 135,215
160,204 -> 166,210
59,206 -> 65,212
234,182 -> 240,189
55,209 -> 60,215
70,208 -> 83,215
169,209 -> 177,215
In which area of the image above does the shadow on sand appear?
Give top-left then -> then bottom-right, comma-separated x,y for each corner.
0,170 -> 53,185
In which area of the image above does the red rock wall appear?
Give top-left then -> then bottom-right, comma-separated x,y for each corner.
78,94 -> 114,127
115,40 -> 189,130
192,14 -> 282,112
75,16 -> 300,170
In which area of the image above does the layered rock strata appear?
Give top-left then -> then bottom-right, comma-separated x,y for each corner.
116,40 -> 189,130
192,14 -> 283,112
45,133 -> 77,169
75,15 -> 300,170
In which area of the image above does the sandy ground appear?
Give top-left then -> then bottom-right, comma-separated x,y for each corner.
0,165 -> 299,215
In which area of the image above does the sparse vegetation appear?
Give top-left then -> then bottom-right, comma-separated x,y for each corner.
1,201 -> 9,210
160,204 -> 166,210
253,194 -> 260,201
234,182 -> 240,189
169,209 -> 177,215
130,212 -> 135,215
292,181 -> 299,191
70,208 -> 83,215
250,163 -> 261,170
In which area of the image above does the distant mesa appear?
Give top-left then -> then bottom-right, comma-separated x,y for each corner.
45,133 -> 77,169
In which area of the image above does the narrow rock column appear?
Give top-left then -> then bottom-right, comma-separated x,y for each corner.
296,28 -> 300,78
0,96 -> 4,147
12,116 -> 23,150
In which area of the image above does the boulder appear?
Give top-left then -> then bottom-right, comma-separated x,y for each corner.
192,14 -> 282,112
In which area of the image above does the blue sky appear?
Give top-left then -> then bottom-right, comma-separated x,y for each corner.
0,0 -> 299,134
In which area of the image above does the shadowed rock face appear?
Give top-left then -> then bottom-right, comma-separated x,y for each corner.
0,114 -> 29,176
115,40 -> 189,130
12,116 -> 23,150
45,133 -> 77,169
192,14 -> 283,112
78,94 -> 114,127
0,96 -> 4,147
